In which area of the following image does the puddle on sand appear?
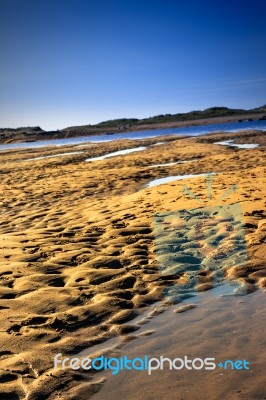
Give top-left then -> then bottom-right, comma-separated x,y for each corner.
215,140 -> 259,149
149,162 -> 178,167
151,142 -> 167,146
89,289 -> 265,400
147,172 -> 214,187
85,147 -> 147,162
148,159 -> 198,168
24,151 -> 84,161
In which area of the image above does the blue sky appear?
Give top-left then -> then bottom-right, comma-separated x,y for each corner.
0,0 -> 266,130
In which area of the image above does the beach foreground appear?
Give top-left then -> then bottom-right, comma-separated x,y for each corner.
0,130 -> 265,399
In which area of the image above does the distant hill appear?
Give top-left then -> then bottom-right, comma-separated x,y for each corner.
1,105 -> 266,144
252,104 -> 266,112
0,126 -> 44,134
62,105 -> 266,133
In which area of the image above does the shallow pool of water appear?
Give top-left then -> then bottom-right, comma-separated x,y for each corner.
85,146 -> 147,162
89,289 -> 265,400
147,172 -> 214,187
215,140 -> 259,149
148,159 -> 198,168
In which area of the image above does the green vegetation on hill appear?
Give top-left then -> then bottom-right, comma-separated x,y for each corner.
0,126 -> 43,134
63,106 -> 256,132
95,118 -> 139,127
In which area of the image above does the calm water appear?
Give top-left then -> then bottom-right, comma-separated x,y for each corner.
0,119 -> 266,151
214,139 -> 259,149
146,172 -> 215,187
85,146 -> 147,162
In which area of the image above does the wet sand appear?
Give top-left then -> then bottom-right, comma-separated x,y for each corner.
0,130 -> 265,399
90,290 -> 266,400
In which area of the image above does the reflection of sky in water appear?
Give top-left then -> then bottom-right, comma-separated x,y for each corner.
147,173 -> 214,187
85,146 -> 147,162
215,140 -> 259,149
148,159 -> 198,168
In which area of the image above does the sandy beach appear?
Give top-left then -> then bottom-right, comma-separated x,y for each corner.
0,130 -> 265,399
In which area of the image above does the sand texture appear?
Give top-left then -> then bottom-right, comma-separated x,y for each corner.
0,130 -> 265,399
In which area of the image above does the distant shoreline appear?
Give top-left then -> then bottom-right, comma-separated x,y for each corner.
1,110 -> 265,145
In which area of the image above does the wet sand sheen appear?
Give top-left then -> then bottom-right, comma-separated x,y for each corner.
90,290 -> 266,400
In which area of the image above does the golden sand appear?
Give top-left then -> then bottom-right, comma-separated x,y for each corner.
0,130 -> 265,399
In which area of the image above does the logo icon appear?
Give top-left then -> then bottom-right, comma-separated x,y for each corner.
153,175 -> 248,302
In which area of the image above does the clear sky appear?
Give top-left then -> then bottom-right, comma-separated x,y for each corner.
1,0 -> 266,130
